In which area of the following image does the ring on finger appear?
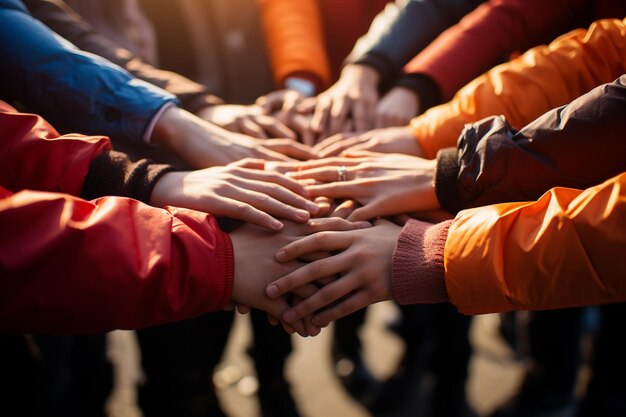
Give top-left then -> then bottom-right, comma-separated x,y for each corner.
337,165 -> 347,182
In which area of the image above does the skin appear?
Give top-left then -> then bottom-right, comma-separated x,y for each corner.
150,159 -> 322,231
299,64 -> 380,141
313,125 -> 423,158
151,106 -> 317,168
197,104 -> 298,140
229,217 -> 373,336
375,86 -> 420,128
285,151 -> 439,221
265,219 -> 401,327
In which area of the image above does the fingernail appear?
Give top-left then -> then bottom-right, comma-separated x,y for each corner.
275,250 -> 287,262
266,284 -> 278,298
283,310 -> 296,323
295,210 -> 310,221
271,220 -> 284,230
306,201 -> 320,213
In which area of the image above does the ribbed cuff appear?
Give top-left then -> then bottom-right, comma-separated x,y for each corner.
352,52 -> 396,86
435,148 -> 462,214
82,150 -> 175,203
391,219 -> 451,305
394,73 -> 442,112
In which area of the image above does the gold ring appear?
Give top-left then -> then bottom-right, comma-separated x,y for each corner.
337,165 -> 347,182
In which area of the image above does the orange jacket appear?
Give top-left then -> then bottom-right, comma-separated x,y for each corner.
445,171 -> 626,314
410,18 -> 626,159
259,0 -> 331,91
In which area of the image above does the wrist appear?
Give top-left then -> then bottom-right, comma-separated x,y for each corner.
344,63 -> 380,87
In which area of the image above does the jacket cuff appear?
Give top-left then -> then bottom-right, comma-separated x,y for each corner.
352,52 -> 396,86
435,148 -> 462,214
394,73 -> 442,112
392,219 -> 451,305
81,150 -> 175,203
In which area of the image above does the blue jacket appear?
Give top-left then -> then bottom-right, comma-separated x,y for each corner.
0,0 -> 178,143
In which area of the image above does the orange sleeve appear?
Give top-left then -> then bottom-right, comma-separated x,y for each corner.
410,18 -> 626,159
258,0 -> 331,90
444,172 -> 626,315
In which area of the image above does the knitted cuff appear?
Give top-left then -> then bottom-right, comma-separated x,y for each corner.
435,148 -> 462,214
82,150 -> 175,203
391,219 -> 451,305
393,73 -> 442,112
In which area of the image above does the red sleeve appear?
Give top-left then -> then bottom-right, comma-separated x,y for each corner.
0,100 -> 111,196
404,0 -> 588,100
0,186 -> 233,334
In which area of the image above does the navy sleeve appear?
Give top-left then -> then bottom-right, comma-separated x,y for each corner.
0,0 -> 178,143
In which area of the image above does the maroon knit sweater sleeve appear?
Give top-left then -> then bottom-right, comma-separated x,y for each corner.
391,219 -> 452,305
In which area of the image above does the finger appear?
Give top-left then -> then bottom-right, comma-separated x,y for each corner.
296,97 -> 316,113
305,181 -> 368,199
287,165 -> 360,183
210,197 -> 284,230
229,158 -> 266,170
312,132 -> 356,154
352,100 -> 373,132
267,298 -> 307,336
281,273 -> 359,322
238,117 -> 268,139
275,231 -> 353,264
256,92 -> 280,114
230,173 -> 317,211
267,314 -> 279,326
252,115 -> 297,140
317,137 -> 367,159
285,156 -> 365,174
347,200 -> 393,222
292,296 -> 322,337
328,98 -> 351,136
232,167 -> 309,197
228,189 -> 313,223
264,139 -> 318,161
330,199 -> 359,219
313,196 -> 331,217
255,145 -> 295,162
236,304 -> 251,314
310,99 -> 331,134
303,216 -> 371,234
312,289 -> 372,327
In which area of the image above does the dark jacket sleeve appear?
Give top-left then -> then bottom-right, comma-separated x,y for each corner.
435,74 -> 626,213
23,0 -> 225,113
349,0 -> 482,85
0,0 -> 177,143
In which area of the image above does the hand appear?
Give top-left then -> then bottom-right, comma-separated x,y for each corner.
313,126 -> 423,158
197,104 -> 297,140
375,86 -> 420,128
151,106 -> 315,168
229,217 -> 373,336
300,64 -> 379,140
256,89 -> 306,117
150,158 -> 321,230
256,90 -> 318,146
286,152 -> 439,221
266,219 -> 401,327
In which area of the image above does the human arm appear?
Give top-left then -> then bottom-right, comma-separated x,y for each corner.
402,0 -> 589,103
411,17 -> 626,158
0,1 -> 176,143
22,0 -> 225,113
268,172 -> 626,324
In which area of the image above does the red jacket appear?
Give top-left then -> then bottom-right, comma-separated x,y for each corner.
0,102 -> 233,334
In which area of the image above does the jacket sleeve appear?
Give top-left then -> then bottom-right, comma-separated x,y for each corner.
0,186 -> 233,334
411,17 -> 626,159
23,0 -> 224,113
444,172 -> 626,314
403,0 -> 589,101
434,74 -> 626,214
259,0 -> 331,91
0,0 -> 177,143
349,0 -> 481,85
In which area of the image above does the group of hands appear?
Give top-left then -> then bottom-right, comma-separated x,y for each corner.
150,64 -> 442,337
